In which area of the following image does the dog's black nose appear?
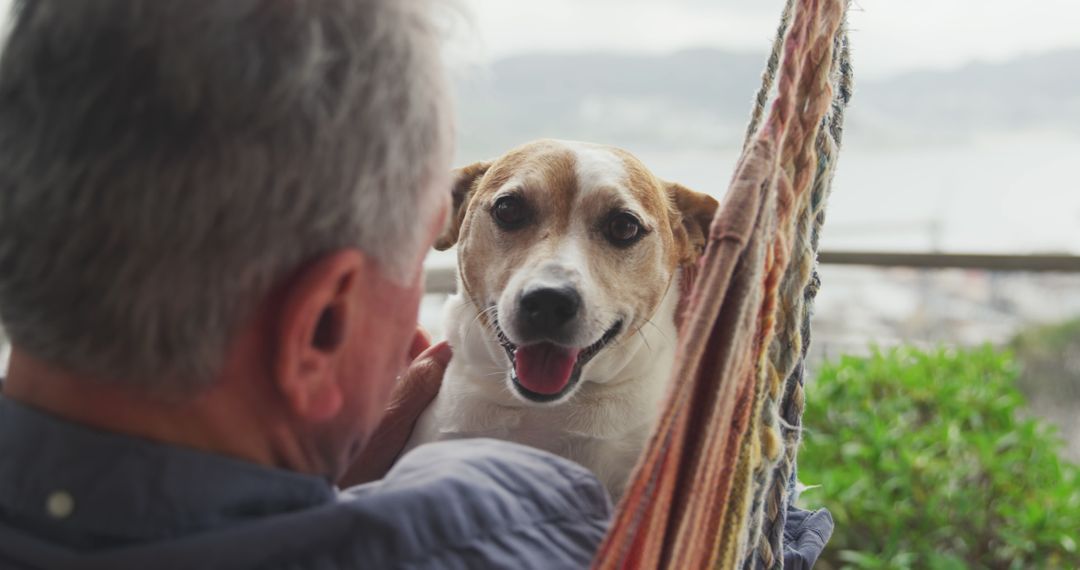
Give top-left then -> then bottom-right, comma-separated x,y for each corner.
520,287 -> 581,336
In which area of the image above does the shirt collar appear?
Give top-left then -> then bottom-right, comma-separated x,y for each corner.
0,397 -> 335,546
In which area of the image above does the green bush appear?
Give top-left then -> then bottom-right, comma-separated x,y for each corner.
798,346 -> 1080,569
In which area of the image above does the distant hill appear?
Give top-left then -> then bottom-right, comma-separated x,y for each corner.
855,49 -> 1080,141
454,48 -> 1080,157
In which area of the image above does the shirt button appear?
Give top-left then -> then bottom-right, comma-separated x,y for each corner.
45,491 -> 75,519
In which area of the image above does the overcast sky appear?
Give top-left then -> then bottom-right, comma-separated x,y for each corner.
0,1 -> 1075,80
457,0 -> 1080,78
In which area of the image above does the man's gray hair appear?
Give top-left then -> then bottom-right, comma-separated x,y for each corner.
0,0 -> 453,394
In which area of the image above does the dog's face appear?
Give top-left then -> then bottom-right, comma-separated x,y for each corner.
438,140 -> 717,405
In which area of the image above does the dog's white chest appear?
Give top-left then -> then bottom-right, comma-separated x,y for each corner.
412,380 -> 655,498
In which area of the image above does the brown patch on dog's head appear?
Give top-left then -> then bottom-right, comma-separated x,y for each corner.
435,161 -> 491,251
666,182 -> 719,266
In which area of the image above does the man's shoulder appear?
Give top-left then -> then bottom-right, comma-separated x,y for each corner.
337,438 -> 612,569
376,438 -> 611,511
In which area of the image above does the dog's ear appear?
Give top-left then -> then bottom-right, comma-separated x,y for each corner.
435,161 -> 492,251
667,182 -> 719,264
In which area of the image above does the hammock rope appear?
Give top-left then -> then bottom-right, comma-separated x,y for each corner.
746,2 -> 853,568
759,22 -> 853,570
591,0 -> 852,567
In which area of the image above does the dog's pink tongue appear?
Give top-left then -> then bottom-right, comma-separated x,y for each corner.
514,343 -> 580,395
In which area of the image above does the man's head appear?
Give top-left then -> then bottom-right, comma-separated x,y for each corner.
0,0 -> 452,476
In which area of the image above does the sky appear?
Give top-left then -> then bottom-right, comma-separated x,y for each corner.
455,0 -> 1080,78
0,1 -> 1075,79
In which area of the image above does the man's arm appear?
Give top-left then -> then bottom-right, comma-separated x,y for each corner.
342,438 -> 612,570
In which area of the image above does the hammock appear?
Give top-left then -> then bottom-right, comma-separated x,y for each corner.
592,0 -> 853,567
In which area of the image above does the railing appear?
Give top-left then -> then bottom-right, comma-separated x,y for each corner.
818,251 -> 1080,273
423,251 -> 1080,294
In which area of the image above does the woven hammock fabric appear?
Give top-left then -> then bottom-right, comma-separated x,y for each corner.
745,6 -> 853,567
591,0 -> 849,567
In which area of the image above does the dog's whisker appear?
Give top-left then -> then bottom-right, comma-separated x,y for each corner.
463,305 -> 499,345
470,305 -> 498,329
643,317 -> 670,342
636,328 -> 653,352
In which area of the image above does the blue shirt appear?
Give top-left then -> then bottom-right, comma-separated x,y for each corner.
0,398 -> 611,569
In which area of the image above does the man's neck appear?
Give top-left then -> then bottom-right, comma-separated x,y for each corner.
3,348 -> 308,473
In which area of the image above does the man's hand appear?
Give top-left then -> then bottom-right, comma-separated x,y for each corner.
339,328 -> 452,487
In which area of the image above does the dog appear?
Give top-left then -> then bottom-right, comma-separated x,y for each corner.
406,140 -> 718,499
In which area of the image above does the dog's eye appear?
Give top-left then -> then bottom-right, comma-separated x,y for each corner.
492,195 -> 529,229
606,213 -> 644,245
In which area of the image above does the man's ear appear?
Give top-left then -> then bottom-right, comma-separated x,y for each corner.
434,161 -> 492,251
667,182 -> 719,264
273,250 -> 369,422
